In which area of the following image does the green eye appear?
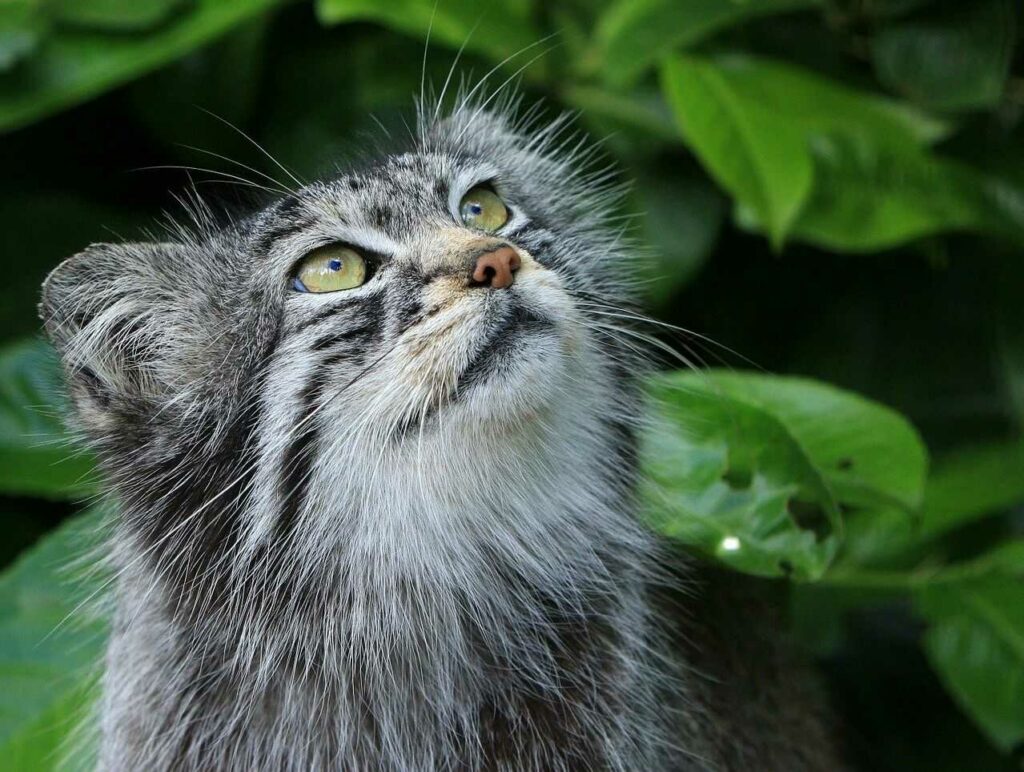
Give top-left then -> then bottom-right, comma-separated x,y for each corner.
292,245 -> 367,293
459,186 -> 509,232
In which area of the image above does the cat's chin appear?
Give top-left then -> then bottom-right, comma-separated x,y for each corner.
441,313 -> 584,429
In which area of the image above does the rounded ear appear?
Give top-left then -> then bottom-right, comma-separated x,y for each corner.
40,242 -> 179,428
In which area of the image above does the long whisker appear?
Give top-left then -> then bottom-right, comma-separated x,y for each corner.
455,33 -> 559,116
177,144 -> 298,197
196,106 -> 305,192
134,165 -> 289,197
432,18 -> 484,126
574,291 -> 763,371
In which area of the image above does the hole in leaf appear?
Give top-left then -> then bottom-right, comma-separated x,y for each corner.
787,498 -> 833,542
836,457 -> 854,471
722,467 -> 753,490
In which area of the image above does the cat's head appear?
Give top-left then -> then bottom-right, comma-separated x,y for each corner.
40,105 -> 643,557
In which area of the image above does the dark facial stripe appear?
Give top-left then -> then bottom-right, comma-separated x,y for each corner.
292,290 -> 385,334
312,324 -> 377,351
275,368 -> 325,537
275,304 -> 385,534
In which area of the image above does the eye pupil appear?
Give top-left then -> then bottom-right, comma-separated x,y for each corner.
470,204 -> 482,215
328,259 -> 342,271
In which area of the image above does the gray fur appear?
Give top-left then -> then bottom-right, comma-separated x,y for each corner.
41,97 -> 842,770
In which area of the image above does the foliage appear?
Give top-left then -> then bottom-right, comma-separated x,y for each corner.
0,0 -> 1022,769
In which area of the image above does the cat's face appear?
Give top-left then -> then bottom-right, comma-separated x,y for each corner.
41,107 -> 639,554
261,152 -> 582,440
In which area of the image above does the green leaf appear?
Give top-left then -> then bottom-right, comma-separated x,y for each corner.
642,373 -> 840,579
755,134 -> 1024,252
871,0 -> 1017,112
0,1 -> 45,72
823,440 -> 1024,569
917,574 -> 1024,753
597,0 -> 821,87
51,0 -> 189,32
660,53 -> 946,247
641,371 -> 925,579
633,168 -> 727,302
0,507 -> 108,770
918,441 -> 1024,543
0,339 -> 96,499
315,0 -> 538,66
661,55 -> 811,248
699,372 -> 929,513
0,0 -> 284,133
563,85 -> 679,146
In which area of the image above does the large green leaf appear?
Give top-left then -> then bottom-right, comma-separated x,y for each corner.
745,134 -> 1024,251
917,570 -> 1024,753
660,53 -> 946,247
0,339 -> 96,499
0,507 -> 108,770
52,0 -> 190,32
0,0 -> 45,72
0,0 -> 283,133
315,0 -> 538,66
871,0 -> 1016,112
641,371 -> 926,579
661,55 -> 811,248
597,0 -> 821,87
816,440 -> 1024,573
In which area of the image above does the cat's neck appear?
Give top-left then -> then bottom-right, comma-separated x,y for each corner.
109,438 -> 672,770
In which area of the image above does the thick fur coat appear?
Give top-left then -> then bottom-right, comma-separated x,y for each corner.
41,100 -> 842,770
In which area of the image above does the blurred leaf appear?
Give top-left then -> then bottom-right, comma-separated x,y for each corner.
918,441 -> 1024,544
871,0 -> 1016,112
259,26 -> 475,179
762,134 -> 1024,251
829,0 -> 939,19
0,1 -> 45,72
129,14 -> 270,151
0,506 -> 107,770
661,53 -> 946,247
597,0 -> 821,87
0,0 -> 283,133
829,439 -> 1024,570
634,167 -> 727,303
0,193 -> 140,344
315,0 -> 538,65
700,372 -> 928,513
0,340 -> 96,499
52,0 -> 189,32
563,85 -> 679,145
917,573 -> 1024,753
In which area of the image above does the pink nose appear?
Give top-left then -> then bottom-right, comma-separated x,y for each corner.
471,246 -> 521,290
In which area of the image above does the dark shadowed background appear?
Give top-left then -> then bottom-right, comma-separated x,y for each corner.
0,0 -> 1022,769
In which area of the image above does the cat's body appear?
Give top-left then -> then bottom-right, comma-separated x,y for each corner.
42,101 -> 842,770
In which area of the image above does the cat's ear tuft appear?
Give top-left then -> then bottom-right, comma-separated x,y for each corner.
40,242 -> 179,428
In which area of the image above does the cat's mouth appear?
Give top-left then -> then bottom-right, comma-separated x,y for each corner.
392,283 -> 569,436
455,303 -> 555,394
